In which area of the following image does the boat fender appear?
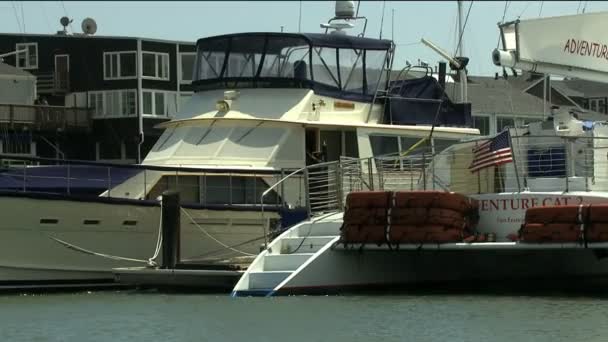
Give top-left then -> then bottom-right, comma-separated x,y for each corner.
506,233 -> 519,242
579,204 -> 588,249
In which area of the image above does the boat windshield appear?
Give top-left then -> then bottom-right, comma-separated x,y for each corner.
193,33 -> 393,102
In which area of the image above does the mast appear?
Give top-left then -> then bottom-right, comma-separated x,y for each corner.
457,0 -> 467,102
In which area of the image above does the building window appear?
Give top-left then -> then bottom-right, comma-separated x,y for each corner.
472,116 -> 490,136
589,98 -> 607,114
15,43 -> 38,69
496,117 -> 515,133
89,90 -> 137,117
103,51 -> 136,80
179,53 -> 196,84
143,90 -> 167,116
89,93 -> 104,117
178,93 -> 193,110
142,52 -> 169,80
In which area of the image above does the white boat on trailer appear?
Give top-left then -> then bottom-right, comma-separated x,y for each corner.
232,10 -> 608,297
0,1 -> 478,288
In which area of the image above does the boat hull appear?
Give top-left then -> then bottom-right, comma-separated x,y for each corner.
0,194 -> 272,288
275,247 -> 608,295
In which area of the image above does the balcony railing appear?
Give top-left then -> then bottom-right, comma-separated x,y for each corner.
36,71 -> 70,94
0,104 -> 92,131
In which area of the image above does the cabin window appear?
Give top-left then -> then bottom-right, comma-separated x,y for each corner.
260,38 -> 310,78
15,42 -> 38,69
370,136 -> 399,156
103,51 -> 136,80
365,50 -> 389,95
339,49 -> 364,93
193,34 -> 392,102
312,47 -> 340,88
472,115 -> 490,135
143,90 -> 168,116
142,52 -> 169,80
527,147 -> 566,177
179,53 -> 196,83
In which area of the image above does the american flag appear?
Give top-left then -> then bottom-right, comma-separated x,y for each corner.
469,130 -> 513,173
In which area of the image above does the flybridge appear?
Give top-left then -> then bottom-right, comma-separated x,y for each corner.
563,39 -> 608,61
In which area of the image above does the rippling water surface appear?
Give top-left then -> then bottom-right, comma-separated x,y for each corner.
1,290 -> 608,342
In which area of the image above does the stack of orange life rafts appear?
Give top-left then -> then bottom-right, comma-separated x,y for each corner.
340,191 -> 479,248
518,204 -> 608,244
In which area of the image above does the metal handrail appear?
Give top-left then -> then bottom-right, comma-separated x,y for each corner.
259,159 -> 342,248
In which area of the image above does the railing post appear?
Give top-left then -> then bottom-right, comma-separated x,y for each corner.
304,168 -> 311,218
67,163 -> 71,195
260,193 -> 268,249
107,167 -> 111,197
335,161 -> 343,211
229,173 -> 233,205
22,165 -> 26,192
367,158 -> 374,190
143,169 -> 147,200
10,105 -> 14,128
279,169 -> 285,206
422,153 -> 427,190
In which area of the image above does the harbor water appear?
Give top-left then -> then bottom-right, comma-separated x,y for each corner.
1,290 -> 607,342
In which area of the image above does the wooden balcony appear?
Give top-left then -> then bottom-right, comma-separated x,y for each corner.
0,104 -> 92,132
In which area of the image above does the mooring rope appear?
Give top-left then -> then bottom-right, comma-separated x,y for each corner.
47,199 -> 165,267
180,207 -> 257,257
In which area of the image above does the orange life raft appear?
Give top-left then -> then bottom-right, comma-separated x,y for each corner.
340,191 -> 478,245
520,204 -> 608,243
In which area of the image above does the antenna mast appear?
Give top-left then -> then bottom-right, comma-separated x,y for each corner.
457,0 -> 467,102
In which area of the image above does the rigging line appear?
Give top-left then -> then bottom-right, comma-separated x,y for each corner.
582,1 -> 588,13
518,1 -> 531,18
298,0 -> 302,33
379,0 -> 387,39
40,2 -> 53,33
496,1 -> 510,49
180,208 -> 256,256
454,1 -> 473,57
355,0 -> 361,17
576,0 -> 582,14
538,1 -> 544,17
20,1 -> 25,33
10,1 -> 23,33
60,0 -> 73,32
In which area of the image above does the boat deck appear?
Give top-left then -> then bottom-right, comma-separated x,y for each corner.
334,241 -> 608,251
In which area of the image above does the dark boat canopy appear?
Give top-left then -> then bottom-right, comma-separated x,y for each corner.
195,32 -> 393,51
193,32 -> 394,102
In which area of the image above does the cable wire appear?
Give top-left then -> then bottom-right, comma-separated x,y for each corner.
379,0 -> 387,39
454,1 -> 473,57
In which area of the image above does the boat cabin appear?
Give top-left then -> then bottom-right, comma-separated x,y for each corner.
421,109 -> 608,196
115,31 -> 477,209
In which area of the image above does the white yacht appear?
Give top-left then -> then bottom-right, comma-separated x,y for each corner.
231,10 -> 608,297
0,1 -> 478,287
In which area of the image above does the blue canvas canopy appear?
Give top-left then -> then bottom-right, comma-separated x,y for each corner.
0,165 -> 140,195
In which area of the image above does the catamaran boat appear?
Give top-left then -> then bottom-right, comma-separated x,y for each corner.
0,1 -> 478,287
231,10 -> 608,296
